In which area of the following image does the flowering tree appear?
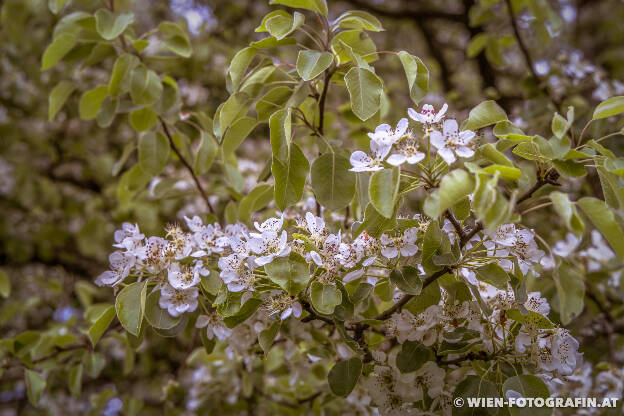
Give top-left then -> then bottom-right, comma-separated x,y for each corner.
1,0 -> 624,414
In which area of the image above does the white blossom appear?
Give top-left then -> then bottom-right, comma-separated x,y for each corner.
430,119 -> 475,165
408,103 -> 448,125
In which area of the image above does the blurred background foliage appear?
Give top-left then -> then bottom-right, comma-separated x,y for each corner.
0,0 -> 623,414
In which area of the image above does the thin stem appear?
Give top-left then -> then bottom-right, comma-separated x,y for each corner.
159,118 -> 214,214
504,0 -> 560,111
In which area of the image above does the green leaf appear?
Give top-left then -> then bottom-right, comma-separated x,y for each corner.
223,298 -> 263,328
395,341 -> 433,373
550,191 -> 584,236
227,47 -> 258,92
25,369 -> 46,407
97,97 -> 118,128
48,81 -> 76,121
269,0 -> 328,15
129,107 -> 158,132
463,100 -> 507,131
481,164 -> 522,180
503,375 -> 551,416
310,282 -> 342,315
269,108 -> 292,162
264,253 -> 310,295
551,112 -> 570,139
424,169 -> 475,219
144,290 -> 181,329
272,143 -> 309,210
479,143 -> 513,167
68,364 -> 83,398
48,0 -> 69,14
552,159 -> 586,178
332,30 -> 377,65
397,51 -> 429,104
344,66 -> 383,121
453,375 -> 500,416
194,132 -> 218,175
256,86 -> 293,121
94,9 -> 134,40
592,96 -> 624,120
311,153 -> 356,210
335,11 -> 383,32
421,220 -> 443,272
79,85 -> 108,121
296,50 -> 334,81
467,33 -> 489,58
259,321 -> 280,353
390,266 -> 422,295
87,305 -> 115,347
512,141 -> 541,160
130,66 -> 163,106
357,203 -> 396,238
138,132 -> 170,175
369,167 -> 399,218
222,117 -> 257,155
115,281 -> 147,336
577,197 -> 624,259
0,269 -> 10,298
108,54 -> 139,97
553,263 -> 585,325
474,263 -> 509,289
41,32 -> 77,70
158,21 -> 192,58
265,11 -> 304,40
328,357 -> 362,397
238,184 -> 274,222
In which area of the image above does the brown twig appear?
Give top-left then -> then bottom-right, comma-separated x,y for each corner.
504,0 -> 561,111
159,118 -> 214,213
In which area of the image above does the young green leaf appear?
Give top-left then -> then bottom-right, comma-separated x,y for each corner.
328,357 -> 362,397
108,54 -> 139,97
25,369 -> 46,407
94,9 -> 134,40
592,96 -> 624,120
397,51 -> 429,104
48,80 -> 76,121
424,169 -> 475,219
310,281 -> 342,315
158,21 -> 192,58
79,85 -> 108,121
87,304 -> 115,347
296,50 -> 334,81
390,266 -> 422,295
311,153 -> 356,210
577,197 -> 624,259
41,32 -> 77,70
269,0 -> 328,15
129,107 -> 158,132
344,66 -> 383,121
369,167 -> 399,218
138,131 -> 170,175
463,100 -> 507,131
396,341 -> 433,373
264,253 -> 310,295
115,280 -> 147,336
272,143 -> 309,210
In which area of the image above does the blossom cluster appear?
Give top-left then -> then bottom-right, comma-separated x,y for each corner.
349,103 -> 477,171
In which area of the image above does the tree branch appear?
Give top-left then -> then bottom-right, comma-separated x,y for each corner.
159,118 -> 214,214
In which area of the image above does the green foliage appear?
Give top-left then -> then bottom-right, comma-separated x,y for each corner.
311,152 -> 356,210
369,167 -> 399,218
344,66 -> 383,121
328,357 -> 362,397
